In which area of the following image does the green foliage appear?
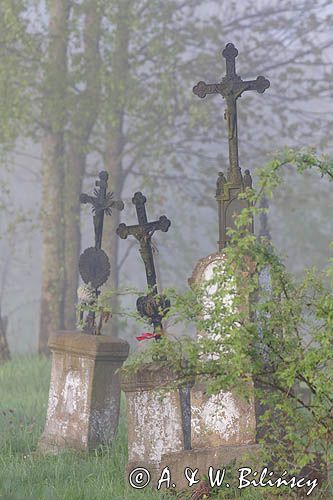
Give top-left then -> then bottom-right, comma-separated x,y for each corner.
126,148 -> 333,487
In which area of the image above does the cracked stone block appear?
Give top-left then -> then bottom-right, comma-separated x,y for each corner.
38,331 -> 129,453
121,363 -> 184,476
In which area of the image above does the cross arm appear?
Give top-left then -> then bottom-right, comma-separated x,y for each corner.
80,192 -> 124,215
144,216 -> 171,235
236,75 -> 270,97
80,193 -> 95,205
193,81 -> 219,99
116,223 -> 134,240
116,216 -> 171,241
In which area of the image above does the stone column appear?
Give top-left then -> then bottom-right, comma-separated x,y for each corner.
121,363 -> 184,480
38,331 -> 129,453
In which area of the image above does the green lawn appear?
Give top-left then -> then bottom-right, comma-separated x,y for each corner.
0,356 -> 170,500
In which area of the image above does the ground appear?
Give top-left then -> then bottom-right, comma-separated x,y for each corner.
0,357 -> 328,499
0,356 -> 168,500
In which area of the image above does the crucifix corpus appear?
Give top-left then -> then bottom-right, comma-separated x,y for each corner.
116,192 -> 171,341
78,171 -> 124,334
193,42 -> 270,249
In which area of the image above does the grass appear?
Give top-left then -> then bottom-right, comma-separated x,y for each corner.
0,356 -> 330,499
0,356 -> 170,500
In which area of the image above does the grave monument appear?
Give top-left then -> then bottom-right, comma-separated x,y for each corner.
39,171 -> 129,453
160,42 -> 270,488
117,193 -> 189,478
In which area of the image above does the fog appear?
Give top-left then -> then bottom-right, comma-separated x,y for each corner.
0,0 -> 332,354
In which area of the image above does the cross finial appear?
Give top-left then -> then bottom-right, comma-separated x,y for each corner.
78,171 -> 124,334
193,43 -> 270,184
193,43 -> 269,250
80,171 -> 124,250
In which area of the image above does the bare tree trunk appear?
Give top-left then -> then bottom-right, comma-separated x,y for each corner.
0,312 -> 10,363
63,1 -> 102,330
104,153 -> 124,338
63,147 -> 86,329
39,135 -> 66,353
103,0 -> 131,338
38,0 -> 70,354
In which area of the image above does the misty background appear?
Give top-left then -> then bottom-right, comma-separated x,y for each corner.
0,0 -> 332,355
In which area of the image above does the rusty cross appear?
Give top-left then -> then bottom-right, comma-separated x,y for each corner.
193,43 -> 270,184
78,171 -> 124,334
116,192 -> 171,336
80,171 -> 124,250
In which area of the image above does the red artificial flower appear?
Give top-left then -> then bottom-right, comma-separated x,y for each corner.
136,332 -> 156,341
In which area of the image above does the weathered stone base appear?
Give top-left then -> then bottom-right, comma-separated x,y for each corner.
160,444 -> 260,490
121,363 -> 184,469
121,361 -> 259,487
191,382 -> 256,448
38,331 -> 129,453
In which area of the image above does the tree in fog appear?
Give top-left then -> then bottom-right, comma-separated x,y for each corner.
0,0 -> 332,352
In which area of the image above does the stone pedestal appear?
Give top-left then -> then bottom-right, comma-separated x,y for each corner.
121,363 -> 184,478
120,251 -> 258,487
191,383 -> 256,449
188,252 -> 256,449
38,331 -> 129,453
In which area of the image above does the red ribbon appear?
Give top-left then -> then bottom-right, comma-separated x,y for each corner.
136,332 -> 156,341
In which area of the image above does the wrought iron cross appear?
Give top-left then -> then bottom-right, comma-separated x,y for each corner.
116,192 -> 171,337
78,171 -> 124,334
118,194 -> 191,449
193,43 -> 270,184
80,171 -> 124,250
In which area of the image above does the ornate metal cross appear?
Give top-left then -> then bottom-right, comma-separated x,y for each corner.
193,43 -> 270,184
116,192 -> 171,338
193,43 -> 270,250
118,194 -> 191,449
80,171 -> 124,251
78,171 -> 124,334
